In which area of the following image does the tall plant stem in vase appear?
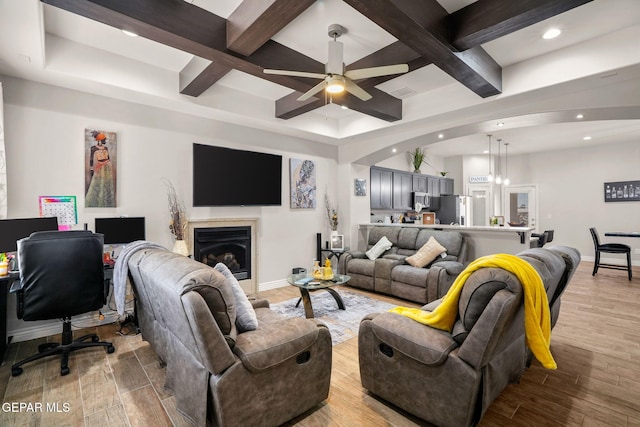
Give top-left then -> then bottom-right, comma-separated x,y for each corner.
324,193 -> 338,234
409,147 -> 430,174
164,179 -> 189,255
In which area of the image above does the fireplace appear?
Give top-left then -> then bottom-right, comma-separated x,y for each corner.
194,226 -> 251,280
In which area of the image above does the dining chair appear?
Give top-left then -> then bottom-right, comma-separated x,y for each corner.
589,227 -> 632,281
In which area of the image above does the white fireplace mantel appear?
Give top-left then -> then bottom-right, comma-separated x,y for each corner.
187,218 -> 258,294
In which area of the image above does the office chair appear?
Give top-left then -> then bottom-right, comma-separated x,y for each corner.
589,227 -> 632,281
531,230 -> 554,248
10,231 -> 115,376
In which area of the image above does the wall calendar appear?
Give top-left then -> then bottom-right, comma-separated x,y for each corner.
39,196 -> 77,230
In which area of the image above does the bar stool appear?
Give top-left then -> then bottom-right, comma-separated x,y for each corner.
589,227 -> 632,280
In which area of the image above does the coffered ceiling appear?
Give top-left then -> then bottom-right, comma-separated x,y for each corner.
0,0 -> 639,164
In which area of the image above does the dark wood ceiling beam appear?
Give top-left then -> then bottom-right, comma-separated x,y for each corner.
344,0 -> 502,97
42,0 -> 403,122
180,59 -> 232,97
41,0 -> 322,93
450,0 -> 593,51
226,0 -> 315,56
276,88 -> 403,122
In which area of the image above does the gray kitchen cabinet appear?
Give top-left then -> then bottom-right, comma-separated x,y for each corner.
393,171 -> 413,210
440,178 -> 454,195
370,167 -> 393,210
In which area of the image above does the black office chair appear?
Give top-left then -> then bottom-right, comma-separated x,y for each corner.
530,230 -> 554,248
589,227 -> 632,281
10,231 -> 115,376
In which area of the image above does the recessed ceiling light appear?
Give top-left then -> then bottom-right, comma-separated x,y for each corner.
576,114 -> 584,119
583,136 -> 592,140
122,30 -> 138,37
497,122 -> 504,127
438,133 -> 444,139
542,28 -> 561,40
392,148 -> 397,153
341,105 -> 349,110
483,150 -> 489,154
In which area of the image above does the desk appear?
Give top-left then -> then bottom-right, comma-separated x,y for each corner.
605,232 -> 640,238
0,272 -> 19,363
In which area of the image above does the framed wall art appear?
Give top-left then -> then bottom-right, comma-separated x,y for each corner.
604,180 -> 640,202
289,158 -> 316,209
354,178 -> 367,196
85,128 -> 117,207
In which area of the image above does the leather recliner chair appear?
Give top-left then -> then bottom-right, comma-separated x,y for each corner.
358,246 -> 580,427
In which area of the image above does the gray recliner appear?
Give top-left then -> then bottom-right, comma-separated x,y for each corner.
358,246 -> 580,427
124,247 -> 332,427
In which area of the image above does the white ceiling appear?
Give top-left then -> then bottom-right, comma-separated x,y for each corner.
0,0 -> 639,163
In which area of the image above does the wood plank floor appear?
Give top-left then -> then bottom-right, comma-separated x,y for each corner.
1,261 -> 639,426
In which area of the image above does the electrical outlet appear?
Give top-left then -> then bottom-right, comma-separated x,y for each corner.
635,249 -> 640,255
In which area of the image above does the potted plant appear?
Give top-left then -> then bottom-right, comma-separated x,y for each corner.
440,171 -> 448,177
410,147 -> 429,173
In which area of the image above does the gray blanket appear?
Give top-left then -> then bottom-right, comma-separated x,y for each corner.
113,240 -> 166,315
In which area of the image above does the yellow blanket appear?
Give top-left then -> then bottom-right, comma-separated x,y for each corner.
389,253 -> 556,369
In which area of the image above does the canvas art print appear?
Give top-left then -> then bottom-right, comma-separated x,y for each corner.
290,158 -> 316,209
85,128 -> 117,207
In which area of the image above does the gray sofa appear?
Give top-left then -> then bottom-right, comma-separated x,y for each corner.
124,247 -> 332,427
339,226 -> 468,303
358,246 -> 581,427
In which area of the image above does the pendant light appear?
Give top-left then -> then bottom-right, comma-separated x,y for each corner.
486,134 -> 494,182
503,142 -> 510,186
495,139 -> 502,184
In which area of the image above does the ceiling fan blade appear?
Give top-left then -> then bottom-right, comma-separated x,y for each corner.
345,64 -> 409,80
263,69 -> 326,79
297,80 -> 327,101
344,79 -> 372,101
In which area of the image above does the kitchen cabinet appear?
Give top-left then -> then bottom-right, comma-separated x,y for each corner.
440,178 -> 454,195
427,176 -> 440,197
370,167 -> 393,210
393,171 -> 413,210
412,175 -> 427,192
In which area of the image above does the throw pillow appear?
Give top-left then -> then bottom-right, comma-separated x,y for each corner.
366,235 -> 393,260
406,236 -> 447,268
214,263 -> 258,332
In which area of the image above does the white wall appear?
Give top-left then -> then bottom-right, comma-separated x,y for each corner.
1,75 -> 340,340
462,142 -> 640,263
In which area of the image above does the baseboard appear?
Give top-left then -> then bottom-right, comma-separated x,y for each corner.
581,255 -> 638,267
258,279 -> 289,292
8,310 -> 121,344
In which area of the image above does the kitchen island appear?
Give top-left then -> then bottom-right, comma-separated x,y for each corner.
358,223 -> 535,260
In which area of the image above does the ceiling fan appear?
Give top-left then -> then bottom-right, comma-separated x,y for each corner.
263,24 -> 409,102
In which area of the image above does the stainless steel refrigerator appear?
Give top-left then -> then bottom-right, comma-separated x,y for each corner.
436,195 -> 472,225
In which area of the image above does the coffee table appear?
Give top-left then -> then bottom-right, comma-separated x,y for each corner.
287,273 -> 351,319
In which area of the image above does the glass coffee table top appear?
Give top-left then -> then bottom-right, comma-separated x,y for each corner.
286,273 -> 351,318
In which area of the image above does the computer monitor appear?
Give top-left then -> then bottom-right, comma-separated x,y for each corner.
95,217 -> 146,244
0,217 -> 59,253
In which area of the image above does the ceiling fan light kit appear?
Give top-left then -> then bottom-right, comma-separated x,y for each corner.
263,24 -> 408,102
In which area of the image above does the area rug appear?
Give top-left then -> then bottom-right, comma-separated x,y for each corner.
270,289 -> 397,345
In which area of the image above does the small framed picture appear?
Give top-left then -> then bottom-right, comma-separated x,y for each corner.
354,178 -> 367,196
330,234 -> 344,251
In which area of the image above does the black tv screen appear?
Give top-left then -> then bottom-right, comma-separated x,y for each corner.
0,217 -> 59,253
193,143 -> 282,206
95,217 -> 146,244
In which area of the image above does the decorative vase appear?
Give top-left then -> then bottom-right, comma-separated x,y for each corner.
172,239 -> 189,257
331,230 -> 338,236
414,169 -> 421,174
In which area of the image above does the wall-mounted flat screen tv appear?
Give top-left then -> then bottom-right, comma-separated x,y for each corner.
193,143 -> 282,207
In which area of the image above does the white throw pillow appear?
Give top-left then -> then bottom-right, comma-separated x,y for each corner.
406,236 -> 447,268
366,236 -> 393,260
214,263 -> 258,332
